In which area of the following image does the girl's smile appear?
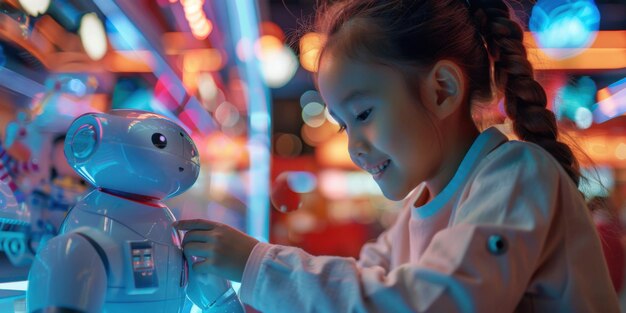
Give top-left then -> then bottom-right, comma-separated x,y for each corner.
361,159 -> 391,180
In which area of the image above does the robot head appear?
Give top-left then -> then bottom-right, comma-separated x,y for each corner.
64,110 -> 200,199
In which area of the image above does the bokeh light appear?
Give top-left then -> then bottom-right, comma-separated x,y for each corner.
182,0 -> 213,40
299,90 -> 323,108
275,133 -> 303,157
214,101 -> 240,128
616,143 -> 626,160
256,35 -> 298,88
299,32 -> 326,72
183,49 -> 224,72
529,0 -> 600,60
301,121 -> 340,147
302,102 -> 325,128
286,171 -> 317,193
79,13 -> 108,61
260,21 -> 285,42
574,107 -> 593,129
554,76 -> 596,128
197,73 -> 219,104
68,78 -> 87,97
18,0 -> 50,17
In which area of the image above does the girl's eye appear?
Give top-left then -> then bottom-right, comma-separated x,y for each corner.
356,108 -> 372,122
336,108 -> 371,133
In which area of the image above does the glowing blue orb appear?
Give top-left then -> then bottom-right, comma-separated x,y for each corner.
529,0 -> 600,60
286,171 -> 317,193
68,78 -> 87,97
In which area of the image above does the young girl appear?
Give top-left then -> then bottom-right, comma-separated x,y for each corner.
175,0 -> 620,311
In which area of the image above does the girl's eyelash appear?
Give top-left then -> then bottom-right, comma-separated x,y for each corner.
336,108 -> 371,133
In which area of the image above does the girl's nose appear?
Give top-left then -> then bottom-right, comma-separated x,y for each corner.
348,136 -> 369,158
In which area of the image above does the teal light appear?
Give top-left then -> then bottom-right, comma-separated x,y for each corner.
554,76 -> 597,129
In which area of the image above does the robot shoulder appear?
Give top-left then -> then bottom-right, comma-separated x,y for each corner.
27,232 -> 108,313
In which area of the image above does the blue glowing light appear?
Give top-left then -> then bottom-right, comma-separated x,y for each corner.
0,67 -> 45,98
286,171 -> 317,193
593,77 -> 626,123
105,19 -> 137,51
529,0 -> 600,60
0,44 -> 5,67
606,77 -> 626,94
68,78 -> 87,97
579,166 -> 614,199
226,0 -> 272,242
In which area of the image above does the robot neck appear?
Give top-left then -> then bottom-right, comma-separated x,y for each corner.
100,188 -> 163,207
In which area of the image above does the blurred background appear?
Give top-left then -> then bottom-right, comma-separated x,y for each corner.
0,0 -> 624,312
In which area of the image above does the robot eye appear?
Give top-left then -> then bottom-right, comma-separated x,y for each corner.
151,133 -> 167,149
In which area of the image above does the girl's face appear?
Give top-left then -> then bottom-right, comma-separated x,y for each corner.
317,54 -> 443,200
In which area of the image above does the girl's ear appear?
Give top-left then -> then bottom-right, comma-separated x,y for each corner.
421,60 -> 466,120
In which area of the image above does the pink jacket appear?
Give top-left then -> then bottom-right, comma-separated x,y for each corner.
240,128 -> 620,312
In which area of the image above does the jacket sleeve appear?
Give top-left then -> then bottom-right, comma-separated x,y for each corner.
239,143 -> 562,313
356,205 -> 410,270
357,187 -> 424,270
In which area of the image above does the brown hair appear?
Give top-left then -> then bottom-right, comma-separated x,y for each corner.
313,0 -> 581,185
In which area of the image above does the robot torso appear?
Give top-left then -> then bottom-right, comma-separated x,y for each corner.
60,189 -> 187,313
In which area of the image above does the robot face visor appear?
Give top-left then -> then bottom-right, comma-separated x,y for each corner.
67,124 -> 199,165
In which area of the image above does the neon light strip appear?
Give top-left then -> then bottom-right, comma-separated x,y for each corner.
608,77 -> 626,94
226,0 -> 271,242
593,87 -> 626,123
0,280 -> 28,291
0,68 -> 45,98
92,0 -> 217,135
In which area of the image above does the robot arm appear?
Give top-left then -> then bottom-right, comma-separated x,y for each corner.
27,232 -> 107,313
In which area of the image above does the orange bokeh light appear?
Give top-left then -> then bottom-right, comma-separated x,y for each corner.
260,21 -> 285,42
255,35 -> 284,60
315,133 -> 358,170
299,32 -> 326,72
182,49 -> 224,72
525,31 -> 626,70
572,133 -> 626,166
182,0 -> 212,40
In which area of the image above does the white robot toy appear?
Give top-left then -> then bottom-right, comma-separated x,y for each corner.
27,110 -> 244,313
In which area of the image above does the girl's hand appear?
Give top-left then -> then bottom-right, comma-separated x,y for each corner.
174,219 -> 259,282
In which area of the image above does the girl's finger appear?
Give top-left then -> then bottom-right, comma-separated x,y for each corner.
182,242 -> 215,258
191,258 -> 214,274
174,219 -> 222,231
182,230 -> 215,245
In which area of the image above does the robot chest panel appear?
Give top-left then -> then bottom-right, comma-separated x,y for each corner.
123,240 -> 186,295
104,239 -> 186,311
